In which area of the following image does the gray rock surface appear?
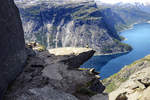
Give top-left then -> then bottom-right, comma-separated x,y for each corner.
17,86 -> 79,100
103,55 -> 150,93
0,0 -> 26,99
4,48 -> 106,100
90,94 -> 108,100
109,67 -> 150,100
103,55 -> 150,100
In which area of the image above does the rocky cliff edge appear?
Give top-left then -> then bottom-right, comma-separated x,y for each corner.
4,47 -> 108,100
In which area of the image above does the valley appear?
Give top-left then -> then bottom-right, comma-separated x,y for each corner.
1,0 -> 150,100
82,23 -> 150,79
15,0 -> 134,54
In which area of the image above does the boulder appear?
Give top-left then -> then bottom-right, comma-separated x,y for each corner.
115,92 -> 128,100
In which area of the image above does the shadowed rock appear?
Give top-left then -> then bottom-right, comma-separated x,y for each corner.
4,48 -> 106,100
0,0 -> 26,99
115,92 -> 127,100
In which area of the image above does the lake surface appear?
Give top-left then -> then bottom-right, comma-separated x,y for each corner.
81,23 -> 150,79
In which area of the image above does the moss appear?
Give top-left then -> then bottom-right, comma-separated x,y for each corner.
33,44 -> 46,52
78,68 -> 89,71
102,75 -> 129,93
104,82 -> 117,93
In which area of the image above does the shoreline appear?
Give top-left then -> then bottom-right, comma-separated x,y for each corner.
97,21 -> 150,57
118,22 -> 138,33
119,20 -> 150,33
94,50 -> 130,56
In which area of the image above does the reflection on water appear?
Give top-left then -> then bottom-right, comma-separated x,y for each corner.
81,53 -> 128,76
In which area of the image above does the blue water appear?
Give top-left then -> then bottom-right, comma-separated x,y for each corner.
81,23 -> 150,79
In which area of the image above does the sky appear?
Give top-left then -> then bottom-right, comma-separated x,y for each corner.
95,0 -> 150,4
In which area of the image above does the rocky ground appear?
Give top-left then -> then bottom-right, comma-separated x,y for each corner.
4,47 -> 108,100
102,55 -> 150,93
109,66 -> 150,100
102,55 -> 150,100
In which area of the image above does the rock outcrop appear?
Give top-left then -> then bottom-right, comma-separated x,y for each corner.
48,48 -> 95,68
101,55 -> 150,100
109,67 -> 150,100
4,47 -> 107,100
102,55 -> 150,93
0,0 -> 27,99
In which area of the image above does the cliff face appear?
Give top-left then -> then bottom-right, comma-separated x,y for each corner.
15,1 -> 132,54
4,48 -> 107,100
97,4 -> 150,32
0,0 -> 27,99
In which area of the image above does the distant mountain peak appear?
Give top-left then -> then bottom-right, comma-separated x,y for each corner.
15,0 -> 95,8
95,0 -> 150,6
15,0 -> 94,5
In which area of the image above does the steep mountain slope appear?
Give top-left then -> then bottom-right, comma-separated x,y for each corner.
139,4 -> 150,13
15,1 -> 131,54
97,3 -> 150,31
105,55 -> 150,100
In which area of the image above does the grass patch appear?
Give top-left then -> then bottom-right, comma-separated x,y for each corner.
78,68 -> 90,71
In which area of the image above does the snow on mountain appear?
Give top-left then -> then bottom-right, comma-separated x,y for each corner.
95,0 -> 150,5
15,0 -> 94,6
94,0 -> 150,13
14,0 -> 95,8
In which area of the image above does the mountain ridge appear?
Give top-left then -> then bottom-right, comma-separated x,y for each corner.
95,0 -> 150,5
15,1 -> 132,54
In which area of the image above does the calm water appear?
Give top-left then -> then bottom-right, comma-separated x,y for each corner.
81,23 -> 150,79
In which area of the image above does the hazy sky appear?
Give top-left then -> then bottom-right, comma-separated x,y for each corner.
95,0 -> 150,4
